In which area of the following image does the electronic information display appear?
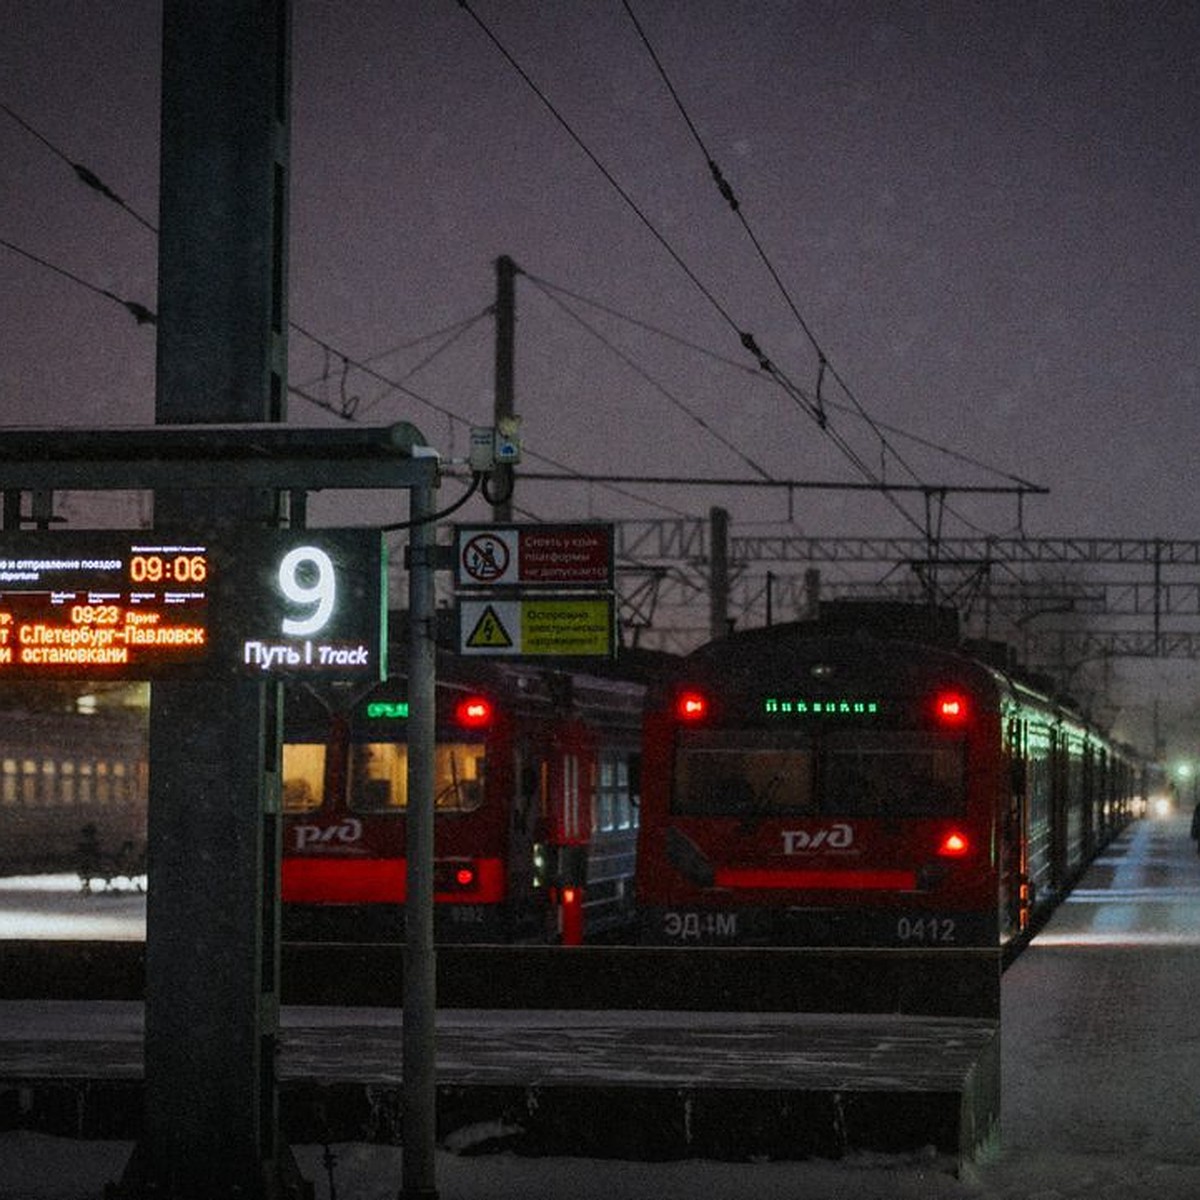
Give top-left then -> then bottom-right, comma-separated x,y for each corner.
0,529 -> 386,680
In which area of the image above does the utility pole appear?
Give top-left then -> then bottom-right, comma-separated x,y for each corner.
709,506 -> 730,640
492,254 -> 517,521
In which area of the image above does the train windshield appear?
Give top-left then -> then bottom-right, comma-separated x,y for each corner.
348,742 -> 486,814
672,728 -> 965,817
282,743 -> 326,813
819,731 -> 965,816
674,730 -> 814,816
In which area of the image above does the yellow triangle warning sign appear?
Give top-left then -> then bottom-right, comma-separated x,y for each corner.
466,603 -> 514,649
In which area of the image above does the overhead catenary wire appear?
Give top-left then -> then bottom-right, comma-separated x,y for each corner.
522,272 -> 1041,490
1,101 -> 157,234
619,1 -> 981,529
0,236 -> 155,326
2,96 -> 685,519
524,274 -> 775,480
459,2 -> 1010,546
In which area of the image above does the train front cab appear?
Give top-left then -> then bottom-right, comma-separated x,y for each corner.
635,645 -> 1009,950
280,667 -> 643,944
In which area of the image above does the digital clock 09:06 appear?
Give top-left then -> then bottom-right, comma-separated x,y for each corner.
129,554 -> 209,585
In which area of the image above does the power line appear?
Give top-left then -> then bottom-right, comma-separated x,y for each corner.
0,236 -> 155,325
524,271 -> 1041,490
619,3 -> 941,504
458,2 -> 992,545
1,101 -> 157,234
524,273 -> 774,480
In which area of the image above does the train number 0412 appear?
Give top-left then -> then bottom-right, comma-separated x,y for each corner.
895,916 -> 957,944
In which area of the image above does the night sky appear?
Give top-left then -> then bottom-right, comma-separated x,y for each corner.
2,1 -> 1199,751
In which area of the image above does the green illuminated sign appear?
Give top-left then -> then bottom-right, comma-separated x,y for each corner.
366,700 -> 409,719
763,697 -> 880,716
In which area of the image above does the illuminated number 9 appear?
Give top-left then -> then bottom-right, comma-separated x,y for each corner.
279,546 -> 336,636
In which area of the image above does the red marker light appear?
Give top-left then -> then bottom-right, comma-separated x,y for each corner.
935,692 -> 968,723
676,691 -> 709,721
455,865 -> 477,888
455,695 -> 493,727
938,831 -> 970,857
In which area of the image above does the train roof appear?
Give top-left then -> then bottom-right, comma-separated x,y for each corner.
673,602 -> 1109,736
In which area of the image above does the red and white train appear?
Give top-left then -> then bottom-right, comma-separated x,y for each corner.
635,604 -> 1144,949
280,650 -> 651,943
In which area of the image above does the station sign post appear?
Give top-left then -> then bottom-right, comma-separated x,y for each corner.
453,522 -> 617,657
0,528 -> 386,681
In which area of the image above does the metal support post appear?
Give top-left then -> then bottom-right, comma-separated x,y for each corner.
402,474 -> 439,1199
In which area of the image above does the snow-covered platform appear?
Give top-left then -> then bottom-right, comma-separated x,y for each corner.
0,999 -> 998,1164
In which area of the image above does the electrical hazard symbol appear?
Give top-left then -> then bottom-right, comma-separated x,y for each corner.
464,603 -> 514,649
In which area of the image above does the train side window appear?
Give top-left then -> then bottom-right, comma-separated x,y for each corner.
112,761 -> 131,804
41,759 -> 58,807
2,758 -> 16,806
22,758 -> 39,805
616,757 -> 634,830
597,755 -> 617,832
60,761 -> 75,805
281,743 -> 326,813
78,761 -> 94,804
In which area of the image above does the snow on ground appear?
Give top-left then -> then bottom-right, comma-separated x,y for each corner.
6,1130 -> 1200,1200
4,813 -> 1200,1197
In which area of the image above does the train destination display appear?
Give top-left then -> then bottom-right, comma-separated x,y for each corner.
0,529 -> 385,680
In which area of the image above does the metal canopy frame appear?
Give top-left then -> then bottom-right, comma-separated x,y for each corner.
0,422 -> 436,492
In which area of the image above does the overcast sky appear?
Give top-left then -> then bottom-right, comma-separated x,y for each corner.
2,1 -> 1199,747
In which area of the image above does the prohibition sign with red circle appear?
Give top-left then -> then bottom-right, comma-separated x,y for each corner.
461,532 -> 511,583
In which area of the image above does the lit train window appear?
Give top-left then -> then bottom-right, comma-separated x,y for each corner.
281,743 -> 326,813
41,759 -> 58,807
597,756 -> 616,832
616,758 -> 634,830
78,762 -> 93,804
346,743 -> 485,814
435,746 -> 485,812
673,729 -> 816,817
60,761 -> 75,805
96,761 -> 111,805
1,759 -> 15,806
820,732 -> 965,817
22,758 -> 38,805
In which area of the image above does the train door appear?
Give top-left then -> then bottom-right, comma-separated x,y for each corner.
1082,744 -> 1097,860
504,736 -> 543,938
1049,728 -> 1069,892
540,718 -> 595,944
1004,716 -> 1031,935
